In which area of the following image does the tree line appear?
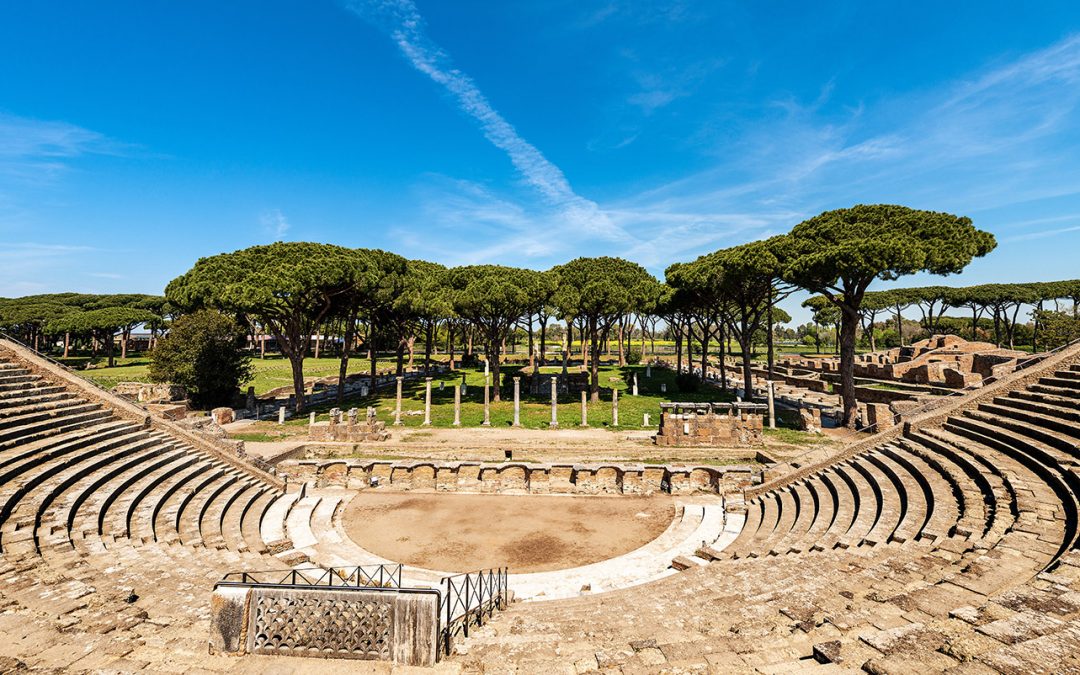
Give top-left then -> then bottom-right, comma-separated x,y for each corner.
0,204 -> 1018,428
0,293 -> 167,366
800,281 -> 1080,353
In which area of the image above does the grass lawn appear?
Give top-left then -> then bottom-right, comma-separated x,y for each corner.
281,363 -> 738,431
67,350 -> 819,434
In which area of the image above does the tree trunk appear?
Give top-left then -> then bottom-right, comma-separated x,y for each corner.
395,339 -> 405,376
527,316 -> 535,367
423,321 -> 434,376
589,319 -> 601,402
1033,301 -> 1042,353
288,350 -> 307,413
490,337 -> 503,402
674,320 -> 683,373
106,331 -> 116,368
405,335 -> 415,369
448,323 -> 456,370
337,309 -> 357,404
538,316 -> 548,366
121,328 -> 129,360
895,308 -> 903,346
617,322 -> 625,367
839,306 -> 859,429
766,289 -> 775,380
699,318 -> 709,381
718,320 -> 728,392
369,325 -> 379,391
63,332 -> 70,358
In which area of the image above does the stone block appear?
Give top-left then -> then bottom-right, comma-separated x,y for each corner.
211,407 -> 235,426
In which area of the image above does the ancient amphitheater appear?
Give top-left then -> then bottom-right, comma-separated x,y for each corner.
1,335 -> 1079,674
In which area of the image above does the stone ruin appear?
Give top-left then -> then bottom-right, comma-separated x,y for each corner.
781,334 -> 1031,389
114,381 -> 189,420
654,402 -> 766,447
308,407 -> 390,442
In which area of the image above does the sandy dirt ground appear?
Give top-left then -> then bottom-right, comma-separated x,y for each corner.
341,491 -> 675,574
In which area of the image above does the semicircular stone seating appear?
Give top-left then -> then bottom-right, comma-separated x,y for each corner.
0,347 -> 305,672
2,338 -> 1080,673
458,348 -> 1080,673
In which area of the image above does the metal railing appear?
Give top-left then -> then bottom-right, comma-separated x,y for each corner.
440,567 -> 509,656
217,564 -> 403,590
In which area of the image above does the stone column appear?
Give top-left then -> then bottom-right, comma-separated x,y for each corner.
580,389 -> 588,427
512,377 -> 521,427
632,373 -> 639,396
394,376 -> 403,426
549,376 -> 559,427
453,383 -> 462,427
309,411 -> 316,426
423,377 -> 432,426
277,406 -> 286,425
767,381 -> 776,429
612,388 -> 619,427
482,375 -> 491,426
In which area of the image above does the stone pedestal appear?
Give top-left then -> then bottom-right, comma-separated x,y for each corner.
394,377 -> 403,426
277,407 -> 285,425
482,377 -> 491,426
512,377 -> 521,427
422,378 -> 432,426
549,376 -> 559,427
211,407 -> 235,426
767,381 -> 776,429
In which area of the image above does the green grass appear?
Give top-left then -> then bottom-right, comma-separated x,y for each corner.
281,363 -> 740,432
230,432 -> 290,443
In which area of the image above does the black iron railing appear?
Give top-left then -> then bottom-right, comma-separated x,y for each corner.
440,567 -> 509,656
217,564 -> 403,589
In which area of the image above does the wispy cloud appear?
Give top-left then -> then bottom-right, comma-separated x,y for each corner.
342,0 -> 625,241
259,208 -> 290,241
0,113 -> 120,183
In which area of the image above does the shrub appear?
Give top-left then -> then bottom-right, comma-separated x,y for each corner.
675,372 -> 700,393
626,348 -> 642,365
149,310 -> 252,409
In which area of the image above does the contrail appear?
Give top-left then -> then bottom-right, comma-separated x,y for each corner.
342,0 -> 624,239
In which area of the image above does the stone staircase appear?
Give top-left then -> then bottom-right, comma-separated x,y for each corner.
3,333 -> 1080,673
0,343 -> 410,673
454,347 -> 1080,672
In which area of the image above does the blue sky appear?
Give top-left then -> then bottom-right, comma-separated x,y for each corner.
2,1 -> 1080,324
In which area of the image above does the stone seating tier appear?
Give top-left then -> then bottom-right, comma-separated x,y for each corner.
0,340 -> 1079,672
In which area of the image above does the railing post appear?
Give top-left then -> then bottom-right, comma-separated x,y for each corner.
464,575 -> 471,638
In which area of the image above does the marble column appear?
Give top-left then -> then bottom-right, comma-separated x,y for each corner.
512,377 -> 521,427
612,388 -> 619,427
453,383 -> 461,427
482,374 -> 491,426
580,389 -> 588,427
394,376 -> 403,426
549,376 -> 559,427
423,377 -> 432,426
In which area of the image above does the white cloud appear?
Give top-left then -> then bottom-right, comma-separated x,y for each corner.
343,0 -> 626,242
0,113 -> 119,183
259,208 -> 290,241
